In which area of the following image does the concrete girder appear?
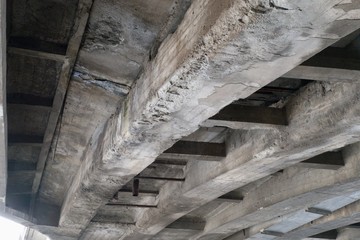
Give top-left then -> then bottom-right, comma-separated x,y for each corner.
280,199 -> 360,239
129,81 -> 360,240
284,41 -> 360,82
184,140 -> 360,240
59,0 -> 360,237
29,0 -> 94,215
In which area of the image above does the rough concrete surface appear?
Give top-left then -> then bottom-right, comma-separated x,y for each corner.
60,0 -> 360,238
39,78 -> 123,206
3,0 -> 360,239
76,0 -> 191,86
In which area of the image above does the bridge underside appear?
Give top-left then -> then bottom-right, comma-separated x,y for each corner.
1,0 -> 360,240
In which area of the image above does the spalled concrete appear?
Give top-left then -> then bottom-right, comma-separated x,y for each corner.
3,0 -> 360,239
59,0 -> 360,238
76,0 -> 191,86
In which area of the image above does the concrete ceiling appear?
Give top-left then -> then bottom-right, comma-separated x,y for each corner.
1,0 -> 360,240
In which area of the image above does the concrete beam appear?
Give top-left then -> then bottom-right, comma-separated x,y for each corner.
159,141 -> 226,162
223,212 -> 296,240
30,0 -> 94,215
166,217 -> 206,231
130,78 -> 360,240
307,230 -> 338,240
215,194 -> 243,204
306,207 -> 333,216
61,0 -> 360,235
7,47 -> 65,62
298,151 -> 344,170
8,37 -> 67,56
187,142 -> 360,240
79,222 -> 132,240
137,164 -> 185,179
92,205 -> 138,224
281,200 -> 360,239
283,65 -> 360,82
7,94 -> 53,107
110,192 -> 159,206
283,45 -> 360,82
0,0 -> 6,211
202,105 -> 287,129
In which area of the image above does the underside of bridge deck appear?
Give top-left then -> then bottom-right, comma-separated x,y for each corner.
1,0 -> 360,240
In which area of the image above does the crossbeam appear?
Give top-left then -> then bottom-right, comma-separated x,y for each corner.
299,151 -> 344,170
284,48 -> 360,82
203,105 -> 287,129
160,141 -> 226,162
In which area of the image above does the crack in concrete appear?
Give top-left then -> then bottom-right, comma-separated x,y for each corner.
73,71 -> 130,96
269,0 -> 289,10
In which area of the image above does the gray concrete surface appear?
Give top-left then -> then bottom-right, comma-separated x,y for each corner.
3,0 -> 360,239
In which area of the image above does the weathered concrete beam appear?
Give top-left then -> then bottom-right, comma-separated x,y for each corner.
284,45 -> 360,82
307,230 -> 338,240
261,230 -> 284,237
159,141 -> 226,162
202,105 -> 287,130
79,222 -> 133,240
137,163 -> 185,180
187,142 -> 360,240
223,212 -> 296,240
92,205 -> 138,224
215,194 -> 243,204
151,217 -> 206,240
128,77 -> 360,240
30,0 -> 94,215
298,151 -> 344,170
0,0 -> 6,211
8,37 -> 67,56
110,192 -> 159,206
166,217 -> 206,231
283,65 -> 360,82
306,207 -> 333,216
182,127 -> 228,143
281,200 -> 360,239
60,0 -> 360,235
7,47 -> 65,62
7,93 -> 53,107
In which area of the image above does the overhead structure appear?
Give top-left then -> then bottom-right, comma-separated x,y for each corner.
1,0 -> 360,240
